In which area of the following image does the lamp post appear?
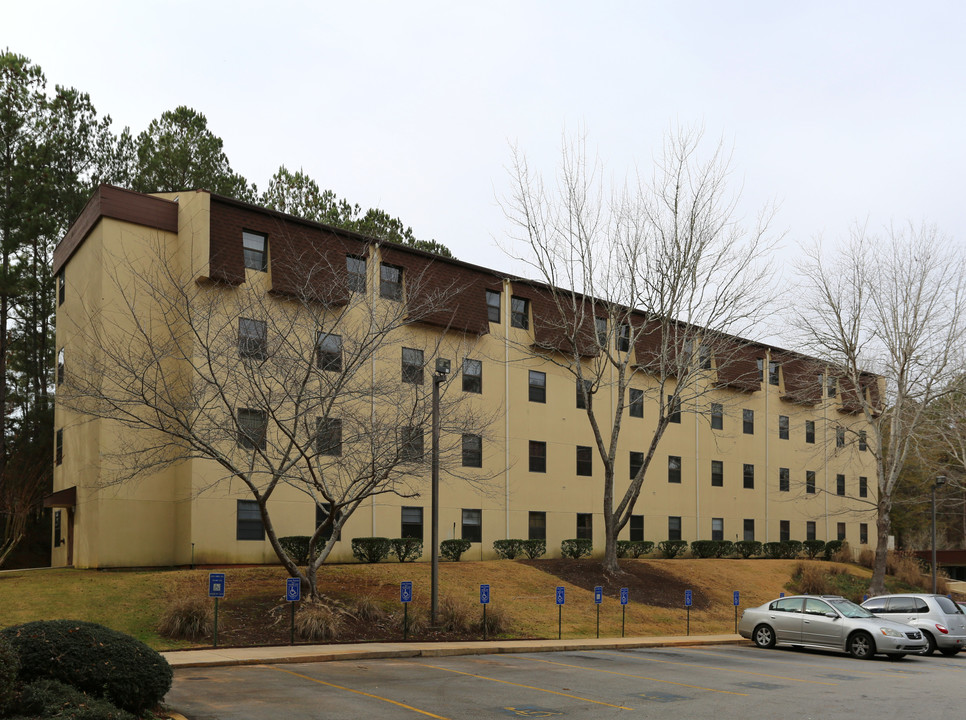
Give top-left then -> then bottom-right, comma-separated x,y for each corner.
431,358 -> 450,626
932,475 -> 947,594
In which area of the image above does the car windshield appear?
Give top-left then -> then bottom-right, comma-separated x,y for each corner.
828,598 -> 874,618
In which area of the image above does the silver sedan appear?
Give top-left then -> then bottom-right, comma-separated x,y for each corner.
738,594 -> 927,659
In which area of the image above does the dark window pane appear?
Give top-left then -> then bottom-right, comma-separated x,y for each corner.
743,518 -> 755,542
668,455 -> 682,484
528,370 -> 546,403
399,426 -> 424,462
629,451 -> 644,480
779,467 -> 790,492
242,231 -> 268,271
401,506 -> 423,540
462,358 -> 482,393
380,263 -> 403,300
836,474 -> 845,496
837,522 -> 846,541
630,515 -> 644,542
836,427 -> 845,448
486,290 -> 501,323
237,408 -> 267,450
462,508 -> 482,542
668,516 -> 682,541
576,513 -> 593,540
462,434 -> 482,467
346,255 -> 366,292
58,270 -> 65,305
317,332 -> 342,371
629,388 -> 644,418
768,361 -> 780,386
710,403 -> 723,430
805,420 -> 815,444
778,415 -> 789,440
237,499 -> 265,540
711,518 -> 724,541
529,441 -> 547,473
859,476 -> 868,498
806,521 -> 816,541
316,503 -> 342,541
859,431 -> 867,451
711,460 -> 723,487
510,296 -> 529,329
743,463 -> 754,489
528,511 -> 546,540
57,348 -> 65,385
576,379 -> 592,409
595,317 -> 607,346
239,318 -> 268,360
780,520 -> 790,542
402,347 -> 424,384
860,523 -> 868,544
618,324 -> 630,352
806,470 -> 816,494
743,408 -> 754,434
576,446 -> 593,476
55,428 -> 63,466
667,395 -> 681,424
316,417 -> 342,456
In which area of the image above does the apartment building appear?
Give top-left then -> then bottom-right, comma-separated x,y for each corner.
47,185 -> 879,568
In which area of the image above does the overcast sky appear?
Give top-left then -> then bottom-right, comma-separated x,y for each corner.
7,1 -> 965,282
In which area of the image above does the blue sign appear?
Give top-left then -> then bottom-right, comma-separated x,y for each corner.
480,584 -> 490,605
400,581 -> 413,603
208,572 -> 225,598
685,589 -> 692,607
779,592 -> 785,598
555,586 -> 565,605
733,591 -> 740,606
286,577 -> 301,602
620,588 -> 629,606
594,586 -> 603,604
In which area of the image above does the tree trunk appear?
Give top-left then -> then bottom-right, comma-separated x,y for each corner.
869,497 -> 892,595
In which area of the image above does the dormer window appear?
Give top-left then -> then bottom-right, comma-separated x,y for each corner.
242,231 -> 268,272
380,263 -> 403,300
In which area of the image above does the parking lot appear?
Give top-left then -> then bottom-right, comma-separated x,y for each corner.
166,644 -> 965,719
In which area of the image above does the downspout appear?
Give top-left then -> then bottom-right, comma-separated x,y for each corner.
764,353 -> 769,543
504,280 -> 511,539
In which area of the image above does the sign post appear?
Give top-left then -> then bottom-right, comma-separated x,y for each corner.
208,572 -> 225,648
286,578 -> 301,645
685,589 -> 693,636
480,584 -> 490,640
594,586 -> 603,639
733,590 -> 740,633
400,581 -> 413,640
555,586 -> 565,640
620,588 -> 629,638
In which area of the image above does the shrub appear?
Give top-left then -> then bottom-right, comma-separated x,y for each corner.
521,539 -> 547,559
391,605 -> 428,635
390,537 -> 423,562
478,604 -> 509,635
295,602 -> 344,641
278,535 -> 317,565
658,540 -> 688,558
822,540 -> 843,561
714,540 -> 735,558
791,561 -> 834,595
157,596 -> 213,640
353,595 -> 388,624
690,540 -> 719,558
0,633 -> 18,714
440,539 -> 472,561
888,550 -> 926,587
14,679 -> 136,720
857,547 -> 875,568
438,598 -> 473,633
351,537 -> 391,563
831,541 -> 852,563
0,620 -> 172,716
802,540 -> 826,559
617,540 -> 654,558
782,540 -> 803,559
493,539 -> 525,559
762,542 -> 783,559
560,538 -> 592,559
734,540 -> 762,558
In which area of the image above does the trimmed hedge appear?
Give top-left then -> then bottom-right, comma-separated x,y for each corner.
351,537 -> 391,563
762,541 -> 784,559
560,538 -> 592,559
440,539 -> 472,561
390,537 -> 423,562
782,540 -> 803,559
822,540 -> 843,560
0,620 -> 172,716
616,540 -> 654,559
658,540 -> 688,558
13,679 -> 136,720
734,540 -> 762,558
690,540 -> 719,558
521,539 -> 546,559
279,535 -> 322,565
714,540 -> 735,558
0,632 -> 18,713
493,539 -> 525,559
802,539 -> 826,559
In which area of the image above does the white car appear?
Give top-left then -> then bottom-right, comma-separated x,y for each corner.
861,594 -> 966,656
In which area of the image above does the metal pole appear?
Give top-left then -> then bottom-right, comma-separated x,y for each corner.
483,604 -> 488,640
213,597 -> 219,648
291,602 -> 295,646
596,604 -> 600,639
686,606 -> 690,636
431,373 -> 442,626
558,605 -> 562,640
932,483 -> 938,594
622,605 -> 625,638
404,603 -> 409,641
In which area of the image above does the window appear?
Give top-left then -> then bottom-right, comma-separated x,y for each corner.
462,434 -> 482,467
859,430 -> 867,451
806,521 -> 816,541
486,289 -> 501,323
629,451 -> 644,479
237,500 -> 265,540
528,370 -> 546,403
346,254 -> 366,292
628,388 -> 644,418
402,347 -> 424,384
54,510 -> 62,547
316,503 -> 342,541
668,456 -> 682,484
668,516 -> 682,541
316,332 -> 342,371
711,460 -> 723,487
576,379 -> 592,409
836,427 -> 845,448
462,508 -> 482,542
237,408 -> 267,450
710,403 -> 723,430
827,376 -> 837,397
743,463 -> 754,489
316,418 -> 342,456
779,467 -> 790,492
836,474 -> 845,496
699,344 -> 712,370
860,523 -> 868,544
576,446 -> 593,476
399,426 -> 424,462
401,506 -> 424,539
529,511 -> 546,540
778,415 -> 789,440
806,470 -> 816,494
529,441 -> 547,473
780,519 -> 790,542
805,420 -> 815,444
756,358 -> 764,382
711,518 -> 724,541
630,515 -> 644,541
743,519 -> 755,542
242,230 -> 268,271
462,359 -> 482,393
57,348 -> 65,385
380,263 -> 403,300
595,317 -> 607,346
238,318 -> 267,360
58,270 -> 65,305
768,361 -> 780,386
576,513 -> 593,540
55,428 -> 63,466
618,324 -> 630,352
510,296 -> 529,329
859,476 -> 868,498
837,522 -> 846,541
667,395 -> 681,423
743,409 -> 754,435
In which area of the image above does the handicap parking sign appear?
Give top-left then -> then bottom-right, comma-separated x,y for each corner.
594,586 -> 603,604
400,581 -> 413,603
208,572 -> 225,598
733,590 -> 740,606
685,589 -> 692,607
286,577 -> 301,602
555,586 -> 565,605
480,584 -> 490,604
620,588 -> 629,605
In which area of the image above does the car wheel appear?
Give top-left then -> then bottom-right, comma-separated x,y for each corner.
848,631 -> 875,660
939,647 -> 960,657
921,632 -> 937,656
753,624 -> 776,649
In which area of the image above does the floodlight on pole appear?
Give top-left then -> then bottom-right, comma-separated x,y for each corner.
430,358 -> 450,626
932,475 -> 947,594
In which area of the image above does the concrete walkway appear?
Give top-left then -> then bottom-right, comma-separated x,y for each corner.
161,633 -> 746,668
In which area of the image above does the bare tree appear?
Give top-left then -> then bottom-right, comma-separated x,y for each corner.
501,128 -> 778,573
60,228 -> 493,599
795,224 -> 966,594
0,449 -> 48,567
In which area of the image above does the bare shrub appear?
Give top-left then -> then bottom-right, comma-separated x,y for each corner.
857,548 -> 875,569
438,598 -> 473,633
391,606 -> 427,636
157,596 -> 213,640
792,562 -> 833,595
295,602 -> 344,641
352,595 -> 388,624
478,605 -> 509,636
937,574 -> 950,595
889,551 -> 926,587
831,541 -> 853,564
